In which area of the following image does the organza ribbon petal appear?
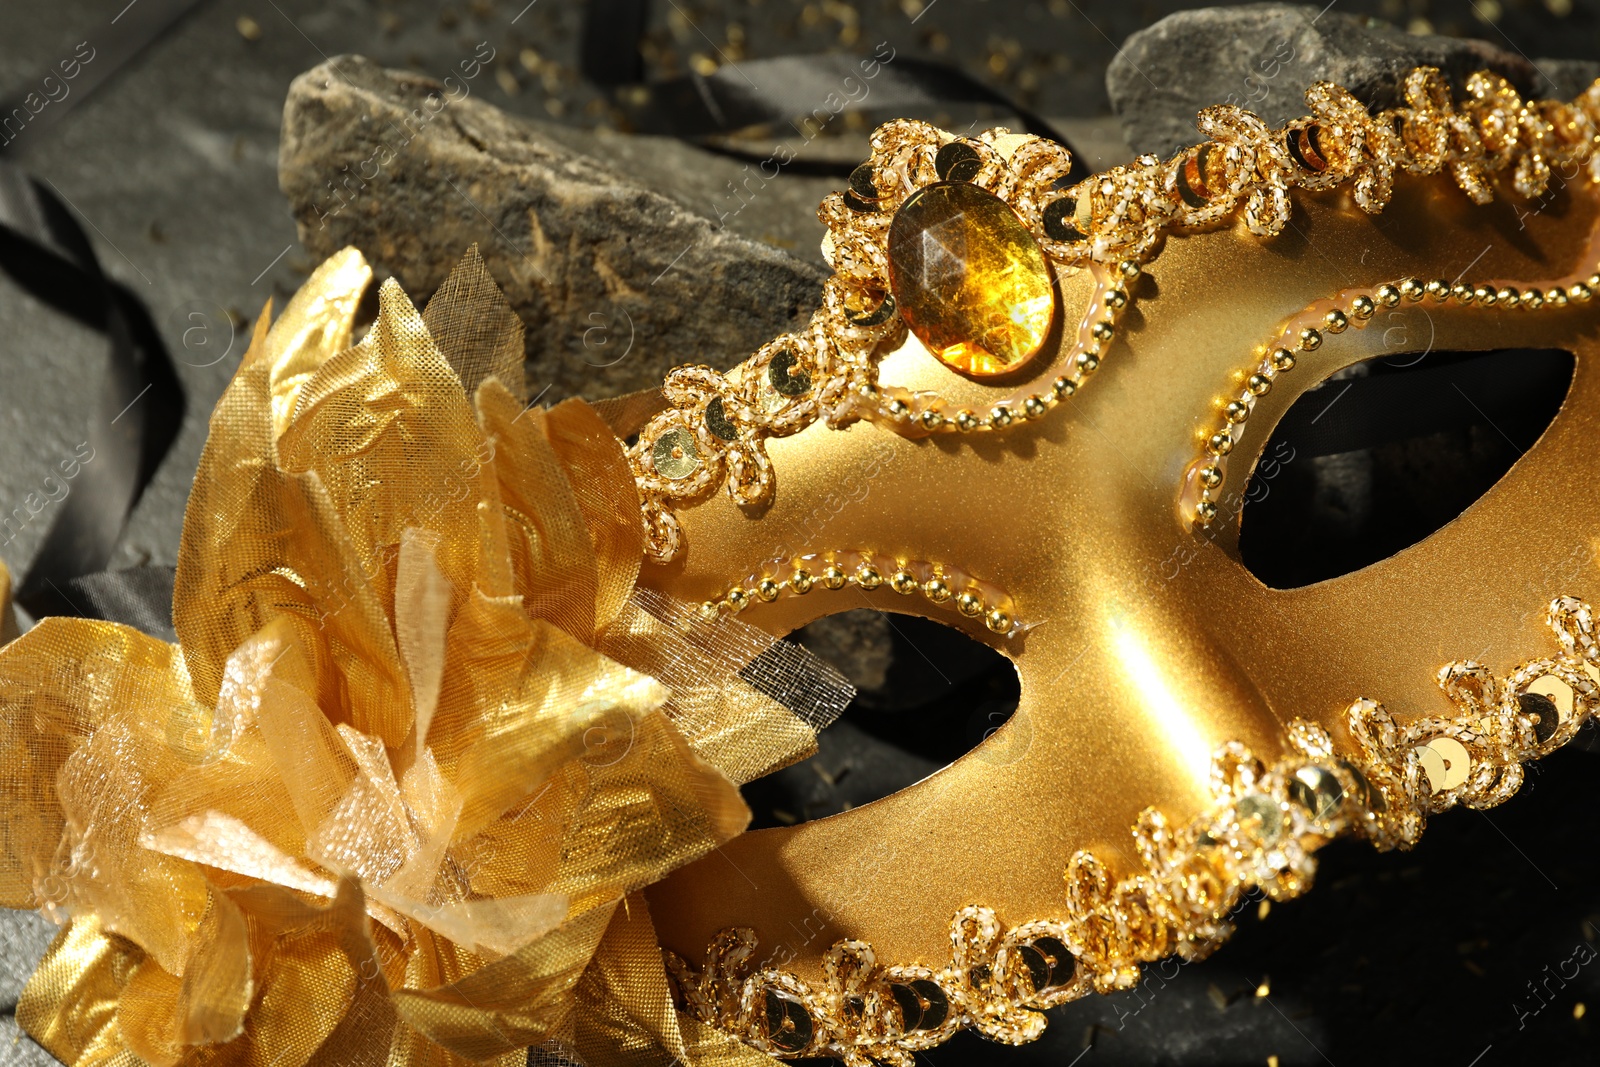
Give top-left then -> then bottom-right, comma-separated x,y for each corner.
2,246 -> 852,1067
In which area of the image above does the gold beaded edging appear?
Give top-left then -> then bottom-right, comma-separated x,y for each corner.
708,549 -> 1021,636
668,595 -> 1600,1065
1182,266 -> 1600,527
629,67 -> 1600,565
629,125 -> 1129,565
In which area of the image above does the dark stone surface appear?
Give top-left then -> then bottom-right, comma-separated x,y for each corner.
759,611 -> 1022,829
0,910 -> 54,1012
280,56 -> 836,403
793,609 -> 894,695
743,717 -> 942,829
1107,4 -> 1600,158
0,909 -> 58,1067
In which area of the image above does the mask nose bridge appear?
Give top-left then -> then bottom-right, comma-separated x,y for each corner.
640,521 -> 1293,990
1012,513 -> 1289,803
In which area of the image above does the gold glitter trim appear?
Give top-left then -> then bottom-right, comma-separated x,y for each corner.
629,67 -> 1600,564
667,595 -> 1600,1064
706,550 -> 1020,635
1181,264 -> 1600,528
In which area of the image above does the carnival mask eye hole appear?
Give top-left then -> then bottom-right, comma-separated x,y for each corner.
741,611 -> 1020,829
1238,348 -> 1575,589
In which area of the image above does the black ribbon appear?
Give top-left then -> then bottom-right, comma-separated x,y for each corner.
0,0 -> 210,155
0,0 -> 203,634
579,0 -> 1092,183
0,166 -> 184,627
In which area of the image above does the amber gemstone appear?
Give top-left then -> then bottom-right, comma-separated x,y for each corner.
886,182 -> 1055,377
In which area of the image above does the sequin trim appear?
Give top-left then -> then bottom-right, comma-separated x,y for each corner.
629,68 -> 1600,564
669,595 -> 1600,1064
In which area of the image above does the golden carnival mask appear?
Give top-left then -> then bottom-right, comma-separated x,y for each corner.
6,63 -> 1600,1067
627,67 -> 1600,1061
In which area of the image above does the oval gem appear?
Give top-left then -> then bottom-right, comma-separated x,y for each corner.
886,181 -> 1056,377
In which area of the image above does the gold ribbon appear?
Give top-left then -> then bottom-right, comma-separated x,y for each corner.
0,248 -> 824,1066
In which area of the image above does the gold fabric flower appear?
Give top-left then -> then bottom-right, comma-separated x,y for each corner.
0,248 -> 842,1067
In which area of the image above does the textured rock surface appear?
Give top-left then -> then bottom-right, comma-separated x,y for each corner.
1107,4 -> 1600,158
0,909 -> 59,1067
793,609 -> 894,696
280,56 -> 835,404
0,910 -> 54,1012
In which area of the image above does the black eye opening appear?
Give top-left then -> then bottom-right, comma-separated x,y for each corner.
1239,348 -> 1575,589
741,610 -> 1020,829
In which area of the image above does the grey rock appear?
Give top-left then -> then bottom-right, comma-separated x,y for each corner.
0,1017 -> 54,1067
0,909 -> 58,1067
280,57 -> 920,731
794,609 -> 895,696
280,56 -> 835,404
1536,57 -> 1600,102
0,909 -> 54,1012
1107,4 -> 1600,158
